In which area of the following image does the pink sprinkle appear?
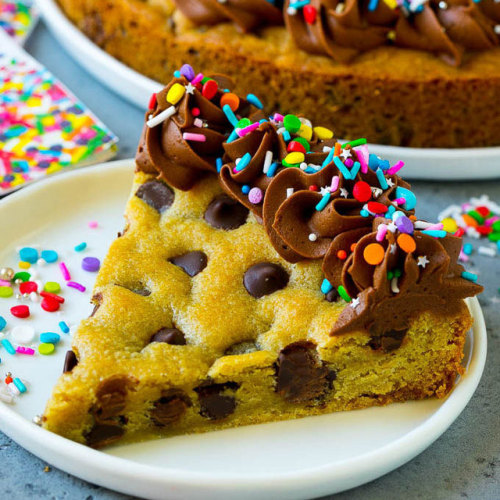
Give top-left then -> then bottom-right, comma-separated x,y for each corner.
273,113 -> 284,122
59,262 -> 71,281
0,280 -> 11,287
461,203 -> 472,212
355,149 -> 368,174
16,346 -> 35,355
193,118 -> 203,128
394,197 -> 406,205
67,281 -> 86,292
345,158 -> 354,168
88,221 -> 98,228
237,122 -> 259,137
248,187 -> 263,204
376,224 -> 388,242
387,160 -> 405,175
191,73 -> 203,86
485,216 -> 500,226
331,175 -> 340,192
459,250 -> 469,263
183,132 -> 206,142
426,223 -> 444,231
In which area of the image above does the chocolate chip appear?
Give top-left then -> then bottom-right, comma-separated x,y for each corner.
86,423 -> 124,448
150,390 -> 191,427
63,350 -> 78,373
204,194 -> 249,230
135,180 -> 174,213
195,382 -> 239,420
170,251 -> 207,277
243,263 -> 289,298
94,376 -> 133,421
369,329 -> 407,353
325,288 -> 340,302
150,328 -> 186,345
224,341 -> 259,356
115,283 -> 151,296
276,341 -> 335,404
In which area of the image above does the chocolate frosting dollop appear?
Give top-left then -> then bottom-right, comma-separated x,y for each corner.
327,217 -> 483,335
172,0 -> 284,32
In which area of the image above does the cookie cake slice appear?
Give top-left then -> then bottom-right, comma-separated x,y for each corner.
42,66 -> 482,448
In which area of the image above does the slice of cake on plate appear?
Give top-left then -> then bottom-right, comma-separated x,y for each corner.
42,66 -> 482,447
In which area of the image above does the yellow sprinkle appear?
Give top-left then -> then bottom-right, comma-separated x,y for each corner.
18,261 -> 30,269
441,217 -> 458,233
166,83 -> 186,105
383,0 -> 398,9
314,126 -> 334,140
297,124 -> 313,141
284,152 -> 305,165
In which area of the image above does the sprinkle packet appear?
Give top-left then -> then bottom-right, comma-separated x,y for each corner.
0,0 -> 38,44
0,32 -> 118,195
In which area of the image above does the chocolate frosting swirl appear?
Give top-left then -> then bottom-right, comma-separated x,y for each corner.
172,0 -> 284,32
327,217 -> 483,335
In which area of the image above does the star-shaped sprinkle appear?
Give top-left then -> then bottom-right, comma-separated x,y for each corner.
351,297 -> 360,309
340,149 -> 352,160
320,186 -> 331,196
390,243 -> 397,254
417,255 -> 430,268
185,83 -> 196,94
386,178 -> 395,188
340,188 -> 349,198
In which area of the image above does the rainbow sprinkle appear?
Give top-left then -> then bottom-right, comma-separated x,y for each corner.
0,47 -> 118,195
0,0 -> 38,43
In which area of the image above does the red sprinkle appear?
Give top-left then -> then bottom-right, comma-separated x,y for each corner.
202,79 -> 218,100
476,206 -> 490,218
454,227 -> 466,237
10,305 -> 30,318
303,5 -> 317,24
476,226 -> 492,235
337,250 -> 347,260
19,281 -> 38,295
367,201 -> 388,214
5,376 -> 13,384
287,141 -> 306,154
41,296 -> 60,312
191,107 -> 201,117
309,185 -> 318,192
148,93 -> 157,110
352,181 -> 372,203
40,291 -> 65,303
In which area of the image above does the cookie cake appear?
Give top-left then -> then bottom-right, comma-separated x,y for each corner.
56,0 -> 500,148
42,65 -> 482,448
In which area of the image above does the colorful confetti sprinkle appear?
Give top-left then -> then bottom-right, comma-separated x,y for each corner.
0,0 -> 38,43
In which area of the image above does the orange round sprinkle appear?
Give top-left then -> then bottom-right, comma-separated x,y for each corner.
337,250 -> 347,260
409,215 -> 417,221
363,243 -> 385,265
350,243 -> 356,252
462,214 -> 478,228
397,233 -> 416,253
220,92 -> 240,112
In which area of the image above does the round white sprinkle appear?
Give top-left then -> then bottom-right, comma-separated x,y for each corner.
12,325 -> 36,344
309,233 -> 318,242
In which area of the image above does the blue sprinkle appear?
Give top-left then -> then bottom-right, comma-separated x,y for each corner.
463,243 -> 473,255
0,316 -> 6,332
222,104 -> 238,127
289,0 -> 311,7
234,153 -> 252,172
74,242 -> 87,252
41,250 -> 58,263
322,148 -> 335,168
282,130 -> 291,142
259,119 -> 268,125
376,168 -> 388,190
246,93 -> 263,109
227,130 -> 239,143
422,229 -> 447,238
241,185 -> 251,194
173,70 -> 181,78
13,378 -> 26,394
267,162 -> 279,178
40,332 -> 61,345
321,278 -> 333,294
368,0 -> 379,11
315,192 -> 331,211
387,205 -> 396,217
1,339 -> 16,355
378,159 -> 390,171
368,154 -> 380,170
360,209 -> 370,217
304,167 -> 317,174
395,186 -> 417,210
333,156 -> 352,180
216,157 -> 223,173
350,161 -> 361,179
19,247 -> 38,264
59,321 -> 70,334
461,271 -> 478,282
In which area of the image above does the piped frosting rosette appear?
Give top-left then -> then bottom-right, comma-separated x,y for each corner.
172,0 -> 284,32
136,68 -> 260,190
324,216 -> 483,335
219,115 -> 334,221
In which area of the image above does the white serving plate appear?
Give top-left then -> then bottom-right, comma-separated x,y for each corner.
37,0 -> 500,181
0,160 -> 488,499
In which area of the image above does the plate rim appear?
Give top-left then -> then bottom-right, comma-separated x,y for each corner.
37,0 -> 500,164
0,160 -> 488,498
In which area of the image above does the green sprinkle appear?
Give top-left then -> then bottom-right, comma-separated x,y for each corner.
492,220 -> 500,232
338,285 -> 351,302
38,343 -> 55,356
0,286 -> 14,298
488,232 -> 500,242
293,137 -> 310,152
394,269 -> 402,278
387,271 -> 394,280
283,114 -> 301,134
344,138 -> 367,148
44,282 -> 61,294
237,118 -> 252,129
13,271 -> 30,282
467,210 -> 484,225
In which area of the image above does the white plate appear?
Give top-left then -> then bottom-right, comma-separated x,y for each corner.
37,0 -> 500,181
0,160 -> 488,500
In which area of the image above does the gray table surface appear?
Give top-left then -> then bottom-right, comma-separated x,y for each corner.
1,21 -> 499,500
